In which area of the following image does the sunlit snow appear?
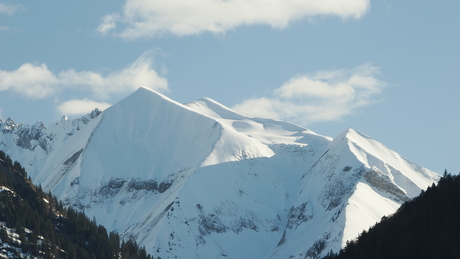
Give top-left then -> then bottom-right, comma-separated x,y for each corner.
0,87 -> 440,259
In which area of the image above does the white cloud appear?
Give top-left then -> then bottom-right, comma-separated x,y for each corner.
232,64 -> 385,125
0,3 -> 22,16
98,0 -> 370,39
0,51 -> 168,99
57,99 -> 111,116
0,63 -> 60,98
0,26 -> 9,31
97,13 -> 120,35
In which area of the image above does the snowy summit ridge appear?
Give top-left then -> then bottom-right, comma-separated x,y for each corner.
0,87 -> 439,259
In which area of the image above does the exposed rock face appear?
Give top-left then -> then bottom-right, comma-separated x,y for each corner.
364,169 -> 411,202
287,202 -> 313,230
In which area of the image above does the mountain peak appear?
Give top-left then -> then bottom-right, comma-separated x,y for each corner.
81,87 -> 222,181
126,86 -> 183,108
334,128 -> 371,142
185,97 -> 247,120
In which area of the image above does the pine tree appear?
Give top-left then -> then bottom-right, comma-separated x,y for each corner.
0,226 -> 8,242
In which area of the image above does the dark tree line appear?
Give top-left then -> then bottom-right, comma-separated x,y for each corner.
323,170 -> 460,259
0,150 -> 154,259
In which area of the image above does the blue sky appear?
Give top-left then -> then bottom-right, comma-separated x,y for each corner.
0,0 -> 458,174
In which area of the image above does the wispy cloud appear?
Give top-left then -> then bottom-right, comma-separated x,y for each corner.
56,99 -> 111,117
0,3 -> 22,16
97,13 -> 119,35
98,0 -> 370,39
0,26 -> 9,31
232,64 -> 385,125
0,51 -> 168,99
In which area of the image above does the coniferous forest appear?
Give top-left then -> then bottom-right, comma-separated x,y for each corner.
0,150 -> 154,259
323,170 -> 460,259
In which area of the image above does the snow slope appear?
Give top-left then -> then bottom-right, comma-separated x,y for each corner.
269,128 -> 439,259
0,87 -> 439,259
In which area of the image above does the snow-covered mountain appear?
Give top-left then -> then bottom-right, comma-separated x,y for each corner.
0,87 -> 439,259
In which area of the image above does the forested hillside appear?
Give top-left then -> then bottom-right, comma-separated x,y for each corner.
0,150 -> 153,259
323,170 -> 460,259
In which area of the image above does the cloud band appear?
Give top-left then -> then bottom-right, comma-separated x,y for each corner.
232,64 -> 385,125
0,51 -> 168,99
98,0 -> 370,39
